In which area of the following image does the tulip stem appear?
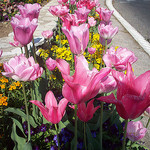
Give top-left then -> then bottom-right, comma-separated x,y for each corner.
24,45 -> 29,58
146,118 -> 150,128
100,102 -> 103,150
58,18 -> 62,48
22,82 -> 31,142
105,39 -> 107,54
84,122 -> 87,150
54,124 -> 60,150
74,104 -> 78,150
122,119 -> 128,150
20,47 -> 23,54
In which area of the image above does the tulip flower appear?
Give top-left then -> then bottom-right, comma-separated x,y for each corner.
30,91 -> 68,124
75,6 -> 91,22
126,121 -> 147,142
56,55 -> 111,104
58,0 -> 68,4
98,22 -> 118,40
97,63 -> 150,120
9,36 -> 23,47
145,107 -> 150,115
48,5 -> 69,17
18,3 -> 41,21
2,54 -> 43,81
11,16 -> 38,46
99,36 -> 112,46
103,47 -> 137,71
62,23 -> 89,54
88,17 -> 96,27
88,47 -> 96,54
70,99 -> 100,122
76,0 -> 96,10
46,57 -> 57,71
0,50 -> 3,57
42,30 -> 53,39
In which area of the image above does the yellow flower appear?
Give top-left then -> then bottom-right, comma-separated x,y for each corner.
0,84 -> 5,89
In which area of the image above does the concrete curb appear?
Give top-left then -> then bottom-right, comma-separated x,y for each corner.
106,0 -> 150,56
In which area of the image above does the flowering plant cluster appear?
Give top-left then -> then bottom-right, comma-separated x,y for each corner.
0,1 -> 150,150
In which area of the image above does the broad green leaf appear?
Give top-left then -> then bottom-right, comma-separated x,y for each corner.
23,142 -> 32,150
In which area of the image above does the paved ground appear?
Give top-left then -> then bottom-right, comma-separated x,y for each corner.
0,0 -> 150,148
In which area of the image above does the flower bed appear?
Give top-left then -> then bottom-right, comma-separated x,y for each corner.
0,0 -> 150,150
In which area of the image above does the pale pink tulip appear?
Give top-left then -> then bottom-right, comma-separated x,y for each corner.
145,107 -> 150,115
98,22 -> 118,40
75,6 -> 91,22
62,23 -> 89,54
18,3 -> 41,21
9,36 -> 23,47
42,30 -> 53,39
11,16 -> 38,46
0,50 -> 3,58
126,121 -> 147,142
88,16 -> 96,27
99,36 -> 112,46
30,91 -> 68,124
88,47 -> 96,54
97,63 -> 150,120
103,47 -> 137,71
46,57 -> 57,71
48,5 -> 69,17
2,54 -> 43,81
56,55 -> 111,104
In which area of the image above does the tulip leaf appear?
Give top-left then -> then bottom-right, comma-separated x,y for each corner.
5,108 -> 37,128
11,122 -> 26,150
23,142 -> 32,150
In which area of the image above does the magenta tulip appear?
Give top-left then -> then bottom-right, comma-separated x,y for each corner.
88,47 -> 96,54
58,0 -> 68,4
2,54 -> 43,81
46,57 -> 57,71
48,5 -> 69,17
30,91 -> 68,124
11,16 -> 38,46
97,63 -> 150,120
75,6 -> 91,22
18,3 -> 41,21
0,50 -> 3,58
88,16 -> 96,27
9,36 -> 23,47
126,121 -> 147,142
76,0 -> 96,10
62,23 -> 89,54
42,30 -> 53,39
56,55 -> 111,104
98,22 -> 118,40
103,47 -> 137,71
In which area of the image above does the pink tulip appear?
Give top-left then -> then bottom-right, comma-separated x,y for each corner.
99,36 -> 112,46
11,16 -> 38,46
56,55 -> 111,104
103,47 -> 137,71
70,0 -> 76,5
62,23 -> 89,54
46,57 -> 57,71
18,3 -> 41,21
97,63 -> 150,120
75,6 -> 91,22
70,99 -> 100,122
99,73 -> 117,94
0,50 -> 3,58
96,7 -> 113,23
145,106 -> 150,116
76,0 -> 96,10
88,47 -> 96,54
88,17 -> 96,27
2,54 -> 43,81
42,30 -> 53,39
30,91 -> 68,124
58,0 -> 68,4
126,121 -> 147,142
48,5 -> 69,17
98,22 -> 118,40
9,36 -> 23,47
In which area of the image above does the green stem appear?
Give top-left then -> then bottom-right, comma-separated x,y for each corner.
32,38 -> 37,62
100,102 -> 103,150
20,47 -> 23,54
24,45 -> 29,58
74,104 -> 78,150
58,18 -> 62,48
146,118 -> 150,128
105,39 -> 107,54
71,52 -> 74,71
55,124 -> 60,150
122,119 -> 128,150
84,122 -> 87,150
22,82 -> 31,142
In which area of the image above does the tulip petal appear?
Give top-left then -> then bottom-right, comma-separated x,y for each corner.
45,91 -> 57,108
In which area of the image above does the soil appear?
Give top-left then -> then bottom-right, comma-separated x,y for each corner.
0,0 -> 50,38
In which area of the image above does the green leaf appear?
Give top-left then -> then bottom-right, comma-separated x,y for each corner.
23,142 -> 32,150
5,107 -> 37,128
